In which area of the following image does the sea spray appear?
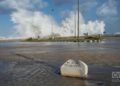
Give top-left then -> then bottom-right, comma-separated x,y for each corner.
4,0 -> 105,38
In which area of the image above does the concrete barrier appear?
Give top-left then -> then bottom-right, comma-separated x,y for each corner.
60,59 -> 88,78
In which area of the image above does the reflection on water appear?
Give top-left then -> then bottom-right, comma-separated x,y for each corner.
0,60 -> 119,86
0,39 -> 120,86
0,39 -> 120,52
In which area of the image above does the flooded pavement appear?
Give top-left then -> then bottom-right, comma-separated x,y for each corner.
0,39 -> 120,86
0,60 -> 119,86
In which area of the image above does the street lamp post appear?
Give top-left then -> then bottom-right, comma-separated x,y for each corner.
74,0 -> 77,38
51,8 -> 54,39
77,0 -> 80,39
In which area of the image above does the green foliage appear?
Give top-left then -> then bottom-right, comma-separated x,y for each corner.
24,35 -> 104,42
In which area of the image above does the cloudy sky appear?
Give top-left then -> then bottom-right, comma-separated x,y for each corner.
0,0 -> 120,37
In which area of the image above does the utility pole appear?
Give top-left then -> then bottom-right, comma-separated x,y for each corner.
77,0 -> 80,38
74,0 -> 77,37
51,8 -> 54,39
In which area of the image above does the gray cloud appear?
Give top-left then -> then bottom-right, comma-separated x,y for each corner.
0,7 -> 12,14
97,0 -> 118,17
53,0 -> 73,6
80,0 -> 98,14
0,0 -> 12,14
96,0 -> 120,33
0,0 -> 4,1
0,0 -> 48,14
60,10 -> 70,19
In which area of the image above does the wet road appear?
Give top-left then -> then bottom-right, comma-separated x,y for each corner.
0,39 -> 120,86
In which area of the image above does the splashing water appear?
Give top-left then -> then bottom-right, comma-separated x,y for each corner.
4,0 -> 105,38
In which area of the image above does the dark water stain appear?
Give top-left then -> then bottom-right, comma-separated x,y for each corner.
0,60 -> 120,86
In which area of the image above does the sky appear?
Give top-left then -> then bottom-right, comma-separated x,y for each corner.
0,0 -> 120,38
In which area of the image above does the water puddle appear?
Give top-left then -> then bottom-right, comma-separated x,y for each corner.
0,61 -> 119,86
